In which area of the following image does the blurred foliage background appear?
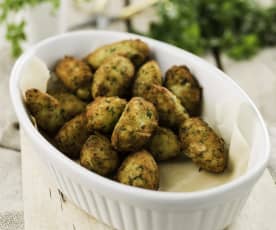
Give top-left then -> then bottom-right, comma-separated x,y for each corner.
1,0 -> 276,70
147,0 -> 276,70
0,0 -> 59,57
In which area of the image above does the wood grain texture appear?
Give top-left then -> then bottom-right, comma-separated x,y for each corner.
21,132 -> 276,230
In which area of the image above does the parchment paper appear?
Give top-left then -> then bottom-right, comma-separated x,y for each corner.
20,56 -> 250,192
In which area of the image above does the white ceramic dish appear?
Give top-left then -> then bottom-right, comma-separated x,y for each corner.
10,30 -> 270,230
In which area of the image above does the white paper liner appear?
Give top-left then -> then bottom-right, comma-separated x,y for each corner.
20,56 -> 250,192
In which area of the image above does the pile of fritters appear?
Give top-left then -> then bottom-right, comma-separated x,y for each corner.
25,39 -> 228,191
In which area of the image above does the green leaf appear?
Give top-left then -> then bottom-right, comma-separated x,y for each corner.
144,0 -> 275,66
6,21 -> 26,57
227,34 -> 259,60
1,0 -> 61,58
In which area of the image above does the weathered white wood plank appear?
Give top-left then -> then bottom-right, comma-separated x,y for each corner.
22,132 -> 276,230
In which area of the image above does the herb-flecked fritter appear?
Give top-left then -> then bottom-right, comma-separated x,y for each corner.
55,113 -> 89,159
55,56 -> 93,92
143,84 -> 189,128
111,97 -> 158,152
25,88 -> 65,134
165,65 -> 202,116
117,150 -> 159,190
80,134 -> 119,176
91,55 -> 135,98
86,97 -> 127,133
51,92 -> 87,121
75,83 -> 92,101
25,38 -> 230,189
132,60 -> 162,97
148,126 -> 181,161
86,39 -> 150,69
179,117 -> 227,173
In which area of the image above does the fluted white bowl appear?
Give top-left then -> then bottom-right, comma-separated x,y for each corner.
10,30 -> 270,230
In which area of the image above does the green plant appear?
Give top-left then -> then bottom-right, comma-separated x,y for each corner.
256,5 -> 276,46
5,21 -> 26,57
147,0 -> 276,70
0,0 -> 60,57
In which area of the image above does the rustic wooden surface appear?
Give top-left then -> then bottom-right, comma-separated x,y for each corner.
22,132 -> 276,230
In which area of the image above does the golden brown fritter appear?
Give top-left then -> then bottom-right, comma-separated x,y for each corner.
111,97 -> 158,152
86,39 -> 150,69
75,83 -> 92,101
86,97 -> 127,133
179,117 -> 227,173
165,65 -> 202,116
132,60 -> 162,97
55,56 -> 93,92
91,55 -> 135,98
25,38 -> 231,185
148,126 -> 181,161
143,84 -> 189,128
55,113 -> 89,159
80,134 -> 119,176
117,150 -> 159,190
51,92 -> 87,121
25,88 -> 65,134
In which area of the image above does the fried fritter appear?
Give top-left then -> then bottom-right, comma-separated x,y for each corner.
55,113 -> 89,159
91,55 -> 135,98
165,65 -> 201,116
86,97 -> 127,133
148,126 -> 181,161
117,150 -> 159,190
51,92 -> 86,121
86,39 -> 150,69
75,83 -> 92,101
179,117 -> 227,173
143,84 -> 189,128
25,88 -> 65,134
111,97 -> 158,152
55,56 -> 93,92
80,134 -> 119,176
132,60 -> 162,97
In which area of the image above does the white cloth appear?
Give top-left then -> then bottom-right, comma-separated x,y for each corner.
0,45 -> 20,151
0,147 -> 23,230
0,211 -> 24,230
0,45 -> 23,229
0,147 -> 22,212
